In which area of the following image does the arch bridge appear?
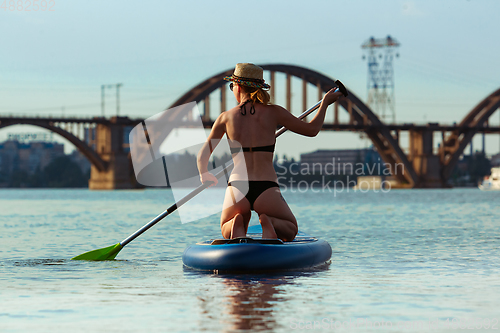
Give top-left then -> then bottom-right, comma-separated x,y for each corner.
0,116 -> 141,189
1,64 -> 499,189
168,64 -> 500,188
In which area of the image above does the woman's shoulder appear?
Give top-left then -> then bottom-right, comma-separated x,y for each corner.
215,106 -> 239,120
225,105 -> 242,114
267,104 -> 286,112
264,104 -> 288,118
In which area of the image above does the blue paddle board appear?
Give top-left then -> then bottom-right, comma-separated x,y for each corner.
182,225 -> 332,272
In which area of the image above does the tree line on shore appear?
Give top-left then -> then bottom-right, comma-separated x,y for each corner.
0,156 -> 89,188
0,150 -> 493,188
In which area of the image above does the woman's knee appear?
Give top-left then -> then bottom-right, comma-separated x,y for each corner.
280,224 -> 298,242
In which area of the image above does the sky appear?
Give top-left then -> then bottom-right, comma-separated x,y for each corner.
1,0 -> 499,158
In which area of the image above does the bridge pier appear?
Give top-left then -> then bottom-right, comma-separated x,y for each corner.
88,153 -> 132,189
88,118 -> 134,190
408,124 -> 444,188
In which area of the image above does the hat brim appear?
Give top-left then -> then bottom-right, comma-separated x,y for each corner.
224,75 -> 270,90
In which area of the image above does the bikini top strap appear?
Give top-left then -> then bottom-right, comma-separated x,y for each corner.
240,100 -> 255,115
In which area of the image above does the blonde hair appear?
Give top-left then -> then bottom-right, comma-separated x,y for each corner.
241,85 -> 271,105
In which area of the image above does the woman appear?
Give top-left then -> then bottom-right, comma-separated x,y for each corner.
197,63 -> 343,241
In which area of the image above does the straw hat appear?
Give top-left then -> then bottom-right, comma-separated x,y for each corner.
224,63 -> 270,90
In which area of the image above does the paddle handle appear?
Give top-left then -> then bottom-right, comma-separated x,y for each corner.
120,85 -> 344,247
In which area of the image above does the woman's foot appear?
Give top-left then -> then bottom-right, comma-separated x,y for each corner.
259,214 -> 277,239
231,213 -> 246,238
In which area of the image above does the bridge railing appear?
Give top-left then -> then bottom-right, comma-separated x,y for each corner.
0,113 -> 103,120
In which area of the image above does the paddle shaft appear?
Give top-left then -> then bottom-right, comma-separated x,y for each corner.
120,182 -> 210,246
120,93 -> 336,247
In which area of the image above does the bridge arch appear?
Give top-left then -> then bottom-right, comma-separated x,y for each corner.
441,87 -> 500,179
0,120 -> 107,172
168,63 -> 418,187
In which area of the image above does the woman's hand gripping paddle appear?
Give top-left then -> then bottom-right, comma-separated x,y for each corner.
71,80 -> 348,260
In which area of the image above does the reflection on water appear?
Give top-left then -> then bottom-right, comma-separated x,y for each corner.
219,276 -> 286,331
185,267 -> 330,332
12,259 -> 66,267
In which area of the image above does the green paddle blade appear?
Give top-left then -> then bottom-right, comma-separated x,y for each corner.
71,243 -> 123,261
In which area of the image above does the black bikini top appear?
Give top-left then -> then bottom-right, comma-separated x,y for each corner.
230,144 -> 275,154
230,100 -> 274,154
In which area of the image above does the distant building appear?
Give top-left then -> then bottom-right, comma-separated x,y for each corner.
491,153 -> 500,167
0,140 -> 64,176
300,147 -> 386,175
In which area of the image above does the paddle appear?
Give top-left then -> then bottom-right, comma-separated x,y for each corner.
71,81 -> 347,260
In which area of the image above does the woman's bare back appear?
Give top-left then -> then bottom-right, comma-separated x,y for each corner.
224,102 -> 279,181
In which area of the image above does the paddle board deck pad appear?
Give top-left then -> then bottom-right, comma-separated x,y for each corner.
182,225 -> 332,272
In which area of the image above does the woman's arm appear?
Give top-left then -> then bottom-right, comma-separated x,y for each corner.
197,113 -> 226,186
275,88 -> 342,137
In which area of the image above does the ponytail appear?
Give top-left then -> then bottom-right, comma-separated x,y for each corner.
241,86 -> 271,105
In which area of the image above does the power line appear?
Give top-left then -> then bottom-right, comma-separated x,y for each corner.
0,92 -> 178,114
401,56 -> 499,87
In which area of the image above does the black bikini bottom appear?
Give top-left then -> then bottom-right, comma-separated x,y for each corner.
227,180 -> 279,210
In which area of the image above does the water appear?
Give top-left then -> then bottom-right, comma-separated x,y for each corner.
1,189 -> 500,332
